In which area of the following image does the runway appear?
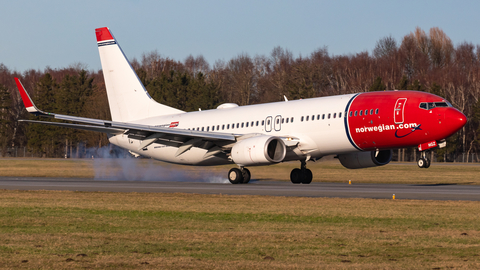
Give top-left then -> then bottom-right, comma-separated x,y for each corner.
0,177 -> 479,201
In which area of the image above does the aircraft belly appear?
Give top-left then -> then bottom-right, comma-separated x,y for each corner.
108,135 -> 230,166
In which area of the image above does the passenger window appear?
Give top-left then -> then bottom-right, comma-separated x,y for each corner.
301,116 -> 304,122
227,124 -> 230,129
237,123 -> 240,128
207,126 -> 210,131
317,115 -> 320,120
256,121 -> 259,126
359,110 -> 363,116
306,116 -> 309,121
291,117 -> 294,122
349,111 -> 353,117
333,113 -> 336,118
262,120 -> 265,126
282,118 -> 284,124
365,110 -> 368,116
370,109 -> 373,115
211,126 -> 214,131
231,124 -> 235,129
246,122 -> 249,127
322,114 -> 325,120
202,127 -> 204,131
312,115 -> 315,121
354,111 -> 358,116
339,112 -> 342,118
375,108 -> 379,114
328,113 -> 331,119
241,123 -> 244,128
286,118 -> 289,123
222,125 -> 225,130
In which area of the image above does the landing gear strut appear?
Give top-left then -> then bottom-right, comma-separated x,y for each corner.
228,167 -> 251,184
417,151 -> 431,168
290,160 -> 313,184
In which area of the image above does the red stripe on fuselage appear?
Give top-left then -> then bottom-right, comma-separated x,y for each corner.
346,91 -> 465,151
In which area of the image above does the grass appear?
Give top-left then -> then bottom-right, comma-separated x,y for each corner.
0,190 -> 479,269
0,157 -> 479,185
0,158 -> 479,268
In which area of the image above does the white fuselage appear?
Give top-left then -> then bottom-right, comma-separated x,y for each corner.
109,93 -> 359,165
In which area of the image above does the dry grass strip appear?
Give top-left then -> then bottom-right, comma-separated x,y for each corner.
0,190 -> 479,269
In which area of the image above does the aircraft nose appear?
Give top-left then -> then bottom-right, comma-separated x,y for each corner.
444,108 -> 467,132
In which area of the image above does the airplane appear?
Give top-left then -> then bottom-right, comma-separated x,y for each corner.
15,27 -> 467,184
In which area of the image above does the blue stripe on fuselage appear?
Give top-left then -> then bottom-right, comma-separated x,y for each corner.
344,93 -> 362,151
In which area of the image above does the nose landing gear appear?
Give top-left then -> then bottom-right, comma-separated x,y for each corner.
417,151 -> 431,168
290,160 -> 313,184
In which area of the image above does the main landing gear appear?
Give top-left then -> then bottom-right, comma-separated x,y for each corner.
228,167 -> 251,184
290,160 -> 313,184
417,151 -> 431,168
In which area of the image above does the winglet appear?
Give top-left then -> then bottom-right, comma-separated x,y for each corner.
14,78 -> 49,116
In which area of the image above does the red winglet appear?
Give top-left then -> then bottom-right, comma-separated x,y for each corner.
95,27 -> 114,42
14,78 -> 34,109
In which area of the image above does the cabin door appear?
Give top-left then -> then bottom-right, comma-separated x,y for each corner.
394,98 -> 407,124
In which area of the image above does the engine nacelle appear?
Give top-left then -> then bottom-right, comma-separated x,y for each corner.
231,136 -> 286,166
338,150 -> 392,169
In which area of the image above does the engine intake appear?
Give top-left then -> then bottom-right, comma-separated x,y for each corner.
338,150 -> 392,169
231,136 -> 286,166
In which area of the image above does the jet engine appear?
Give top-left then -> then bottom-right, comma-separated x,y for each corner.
338,150 -> 392,169
231,136 -> 286,166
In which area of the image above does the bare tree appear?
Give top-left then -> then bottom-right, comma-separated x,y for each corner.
373,35 -> 397,59
429,27 -> 454,68
184,54 -> 210,76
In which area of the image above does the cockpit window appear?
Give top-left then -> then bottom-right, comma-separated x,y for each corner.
419,101 -> 451,110
435,102 -> 449,107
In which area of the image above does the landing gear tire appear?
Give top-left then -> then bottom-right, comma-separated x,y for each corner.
228,168 -> 243,184
302,169 -> 313,184
290,168 -> 302,184
242,168 -> 251,184
418,151 -> 432,169
417,158 -> 426,168
418,157 -> 431,168
425,158 -> 431,168
290,160 -> 313,184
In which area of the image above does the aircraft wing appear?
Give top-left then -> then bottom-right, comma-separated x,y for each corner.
15,78 -> 236,151
15,78 -> 303,160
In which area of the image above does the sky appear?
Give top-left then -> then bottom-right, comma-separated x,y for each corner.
2,0 -> 479,72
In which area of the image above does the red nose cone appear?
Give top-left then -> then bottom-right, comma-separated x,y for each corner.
445,108 -> 467,134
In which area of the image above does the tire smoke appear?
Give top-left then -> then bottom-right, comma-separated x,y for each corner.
87,146 -> 230,183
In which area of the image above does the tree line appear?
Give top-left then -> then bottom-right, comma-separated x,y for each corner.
1,27 -> 479,161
